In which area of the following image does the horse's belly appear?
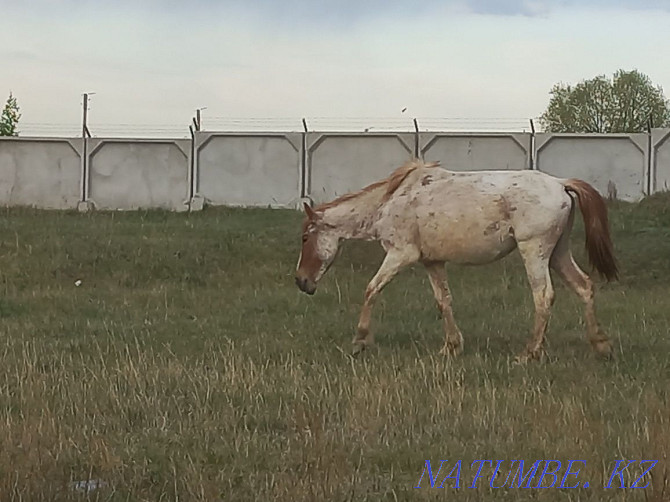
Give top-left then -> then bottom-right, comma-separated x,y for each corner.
418,220 -> 517,265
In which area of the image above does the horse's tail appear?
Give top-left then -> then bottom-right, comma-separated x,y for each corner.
562,178 -> 619,281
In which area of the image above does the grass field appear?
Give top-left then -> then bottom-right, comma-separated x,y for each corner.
0,194 -> 669,501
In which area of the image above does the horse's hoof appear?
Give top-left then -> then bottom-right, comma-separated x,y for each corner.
514,349 -> 545,364
351,343 -> 366,357
513,354 -> 528,365
439,343 -> 463,357
592,339 -> 614,361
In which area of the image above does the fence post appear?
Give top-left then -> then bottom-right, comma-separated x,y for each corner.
529,118 -> 536,170
647,116 -> 653,195
189,125 -> 195,202
413,118 -> 420,159
300,118 -> 312,208
78,92 -> 94,212
187,112 -> 205,211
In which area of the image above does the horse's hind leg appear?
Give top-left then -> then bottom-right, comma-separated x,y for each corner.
550,229 -> 613,359
424,262 -> 463,356
516,239 -> 556,363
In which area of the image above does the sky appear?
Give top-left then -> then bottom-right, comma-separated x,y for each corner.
2,0 -> 670,136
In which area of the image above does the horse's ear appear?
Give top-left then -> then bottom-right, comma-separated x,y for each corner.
304,202 -> 318,221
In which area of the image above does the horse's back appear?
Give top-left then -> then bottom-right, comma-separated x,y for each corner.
408,167 -> 570,211
378,167 -> 572,264
452,169 -> 573,241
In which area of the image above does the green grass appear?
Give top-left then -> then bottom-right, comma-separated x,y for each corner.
0,194 -> 669,501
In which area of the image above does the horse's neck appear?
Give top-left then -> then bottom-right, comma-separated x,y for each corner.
322,185 -> 385,240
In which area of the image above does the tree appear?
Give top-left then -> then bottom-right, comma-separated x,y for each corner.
0,92 -> 21,136
540,70 -> 670,133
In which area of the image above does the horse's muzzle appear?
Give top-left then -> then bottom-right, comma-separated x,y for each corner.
295,276 -> 316,295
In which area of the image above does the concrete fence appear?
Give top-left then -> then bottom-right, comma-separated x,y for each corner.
421,132 -> 532,171
652,128 -> 670,193
1,129 -> 668,211
535,133 -> 649,202
87,139 -> 191,211
306,132 -> 415,205
0,137 -> 83,209
193,132 -> 302,207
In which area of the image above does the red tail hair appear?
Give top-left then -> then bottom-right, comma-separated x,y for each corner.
563,179 -> 618,281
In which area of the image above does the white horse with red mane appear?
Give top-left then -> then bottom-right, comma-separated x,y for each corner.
295,159 -> 618,362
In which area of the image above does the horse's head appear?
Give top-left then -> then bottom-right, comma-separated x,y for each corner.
295,203 -> 340,295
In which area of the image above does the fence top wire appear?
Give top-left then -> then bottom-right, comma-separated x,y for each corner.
18,122 -> 191,139
204,116 -> 537,133
15,117 -> 541,138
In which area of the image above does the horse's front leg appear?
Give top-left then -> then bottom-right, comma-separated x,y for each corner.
352,248 -> 419,355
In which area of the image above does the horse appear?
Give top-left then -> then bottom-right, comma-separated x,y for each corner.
294,159 -> 618,362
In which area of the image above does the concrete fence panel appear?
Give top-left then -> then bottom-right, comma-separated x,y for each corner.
0,137 -> 82,209
420,133 -> 532,170
194,133 -> 301,208
87,139 -> 190,211
306,133 -> 414,204
2,130 -> 666,209
652,128 -> 670,193
535,133 -> 647,202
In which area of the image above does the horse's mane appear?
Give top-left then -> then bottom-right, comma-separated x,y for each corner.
314,159 -> 440,211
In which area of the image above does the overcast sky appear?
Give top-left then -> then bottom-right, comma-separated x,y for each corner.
2,0 -> 670,135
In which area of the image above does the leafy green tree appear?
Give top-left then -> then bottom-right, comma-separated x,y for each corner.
0,92 -> 21,136
540,70 -> 670,133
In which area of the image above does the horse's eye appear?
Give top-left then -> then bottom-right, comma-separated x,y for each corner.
302,234 -> 308,243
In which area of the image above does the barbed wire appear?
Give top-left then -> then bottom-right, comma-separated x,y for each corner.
17,117 -> 544,137
18,122 -> 191,138
204,116 -> 541,132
